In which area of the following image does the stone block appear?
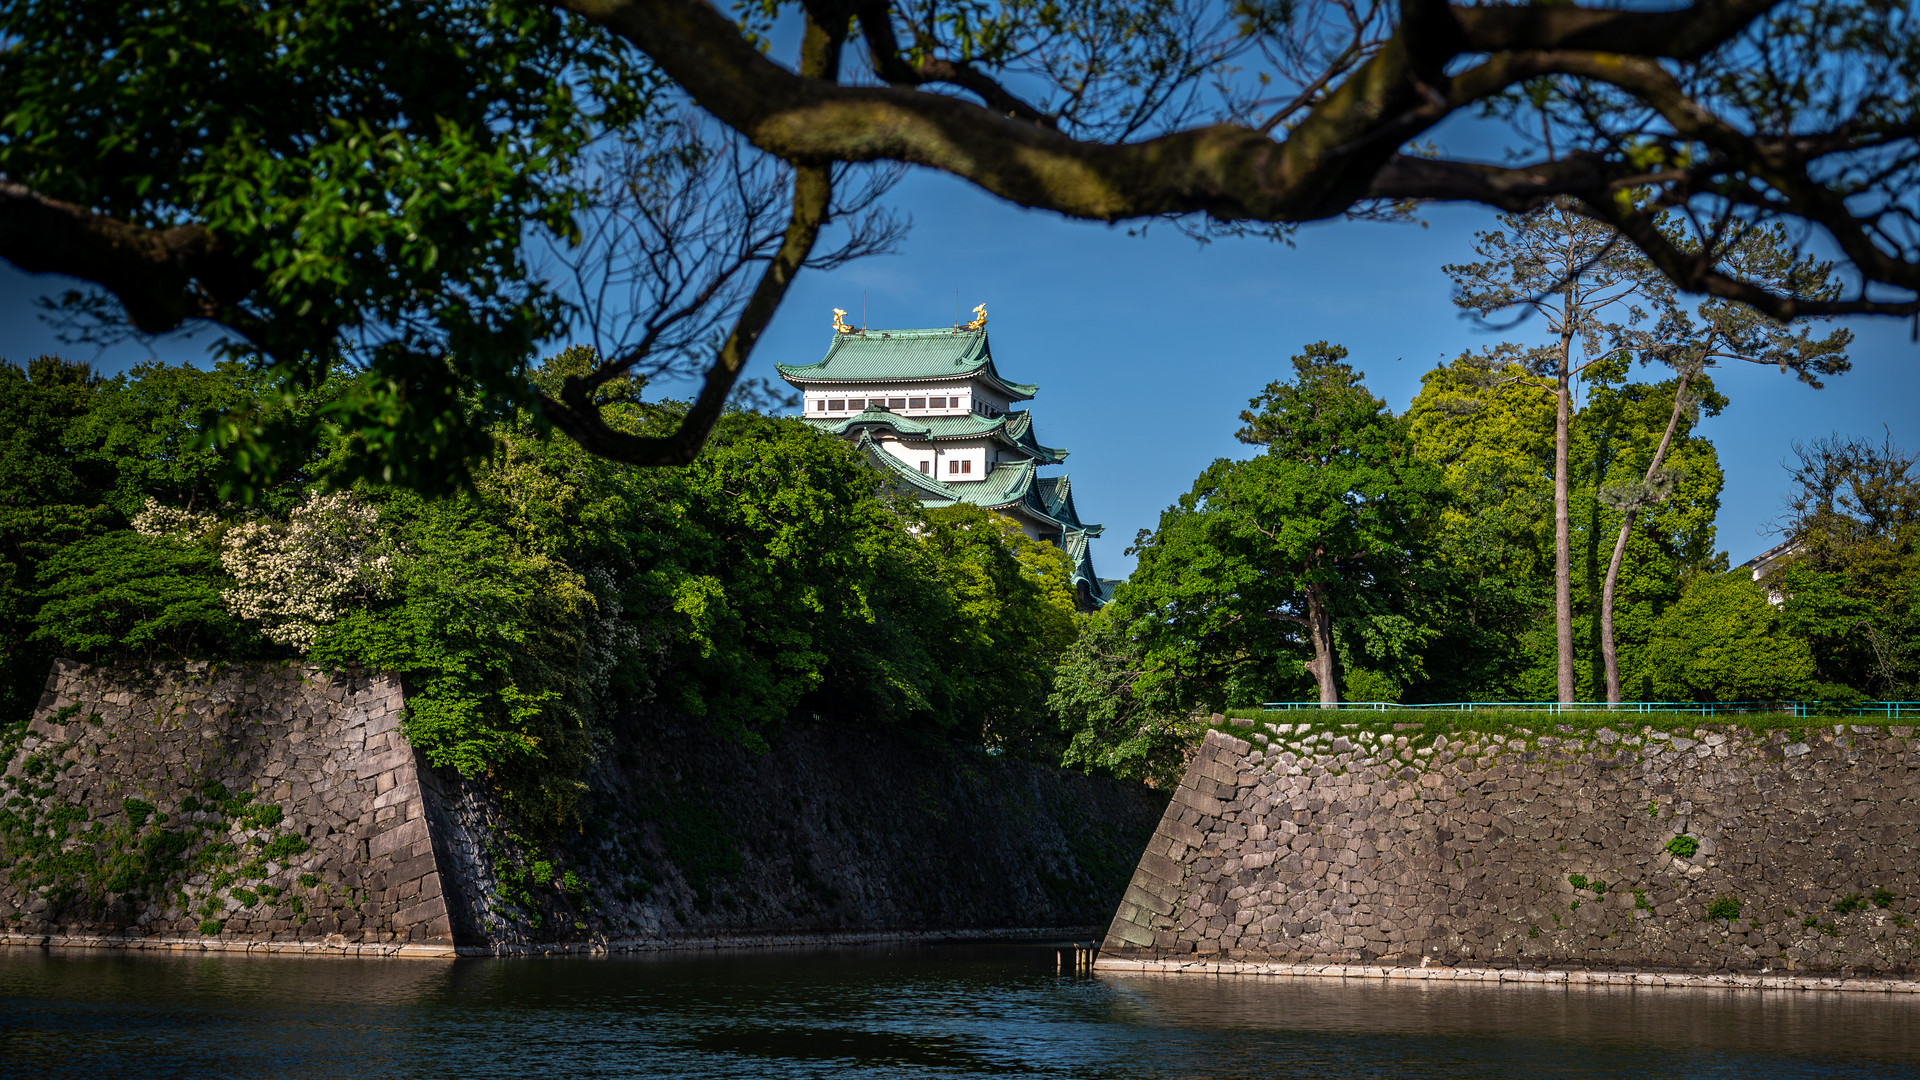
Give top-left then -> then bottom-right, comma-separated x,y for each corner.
1137,851 -> 1186,888
355,748 -> 411,779
369,816 -> 428,861
1161,818 -> 1206,848
1124,882 -> 1175,917
1174,785 -> 1224,819
392,895 -> 449,931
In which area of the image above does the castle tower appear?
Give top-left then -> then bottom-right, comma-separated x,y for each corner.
777,306 -> 1109,609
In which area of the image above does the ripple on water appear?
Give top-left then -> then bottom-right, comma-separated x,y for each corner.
0,944 -> 1916,1080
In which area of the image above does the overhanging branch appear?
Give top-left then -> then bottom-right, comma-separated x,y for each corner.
0,180 -> 256,335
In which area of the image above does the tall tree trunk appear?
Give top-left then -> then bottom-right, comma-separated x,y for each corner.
1554,352 -> 1575,703
1602,367 -> 1694,704
1303,578 -> 1339,708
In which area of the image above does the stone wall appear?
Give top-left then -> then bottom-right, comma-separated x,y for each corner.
0,662 -> 1164,956
423,716 -> 1165,952
0,660 -> 453,956
1104,717 -> 1920,977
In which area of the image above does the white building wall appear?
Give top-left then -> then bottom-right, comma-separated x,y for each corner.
804,382 -> 974,418
935,444 -> 988,480
875,437 -> 990,480
969,390 -> 1010,417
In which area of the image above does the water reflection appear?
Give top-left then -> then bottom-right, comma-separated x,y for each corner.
0,944 -> 1915,1079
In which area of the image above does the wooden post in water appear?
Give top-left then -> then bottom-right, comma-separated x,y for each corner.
1056,942 -> 1099,975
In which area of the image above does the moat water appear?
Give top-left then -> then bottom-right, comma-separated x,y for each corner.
2,942 -> 1917,1078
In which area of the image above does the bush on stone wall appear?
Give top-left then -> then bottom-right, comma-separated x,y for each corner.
1,354 -> 1083,821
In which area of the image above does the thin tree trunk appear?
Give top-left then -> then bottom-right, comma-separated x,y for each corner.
1303,578 -> 1339,708
1602,367 -> 1694,704
1554,353 -> 1575,703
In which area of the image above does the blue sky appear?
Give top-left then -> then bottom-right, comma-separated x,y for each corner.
4,167 -> 1916,580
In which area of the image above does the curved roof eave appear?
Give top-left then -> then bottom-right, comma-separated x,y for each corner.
780,367 -> 1038,402
773,326 -> 1037,400
850,430 -> 958,500
817,408 -> 933,438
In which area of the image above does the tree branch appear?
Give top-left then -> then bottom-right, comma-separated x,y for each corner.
0,179 -> 256,335
549,0 -> 1920,321
1450,0 -> 1782,59
531,12 -> 849,466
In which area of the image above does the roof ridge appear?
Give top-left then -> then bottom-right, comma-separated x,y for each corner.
835,325 -> 984,337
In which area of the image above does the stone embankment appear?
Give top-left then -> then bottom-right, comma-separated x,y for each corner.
1,661 -> 1162,956
1101,716 -> 1920,982
0,659 -> 450,956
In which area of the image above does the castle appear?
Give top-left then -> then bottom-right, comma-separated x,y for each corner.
778,306 -> 1109,610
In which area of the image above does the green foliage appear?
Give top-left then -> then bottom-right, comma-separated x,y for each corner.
1644,573 -> 1816,701
260,833 -> 310,864
1568,874 -> 1589,890
1666,835 -> 1700,859
72,362 -> 302,519
645,414 -> 943,746
1051,605 -> 1206,787
0,358 -> 297,708
1707,896 -> 1741,921
1769,434 -> 1920,698
30,531 -> 255,665
916,504 -> 1079,757
1832,893 -> 1867,915
1406,350 -> 1728,700
0,0 -> 656,493
121,799 -> 155,829
1124,342 -> 1446,709
1874,887 -> 1896,908
311,494 -> 600,819
0,359 -> 108,720
1572,358 -> 1728,695
194,781 -> 255,817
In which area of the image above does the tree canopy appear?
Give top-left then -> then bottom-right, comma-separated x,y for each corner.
1116,342 -> 1445,708
1767,433 -> 1920,698
5,0 -> 1920,480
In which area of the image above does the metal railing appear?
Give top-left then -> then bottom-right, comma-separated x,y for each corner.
1257,700 -> 1920,719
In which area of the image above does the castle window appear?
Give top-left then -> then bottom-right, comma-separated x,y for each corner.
815,400 -> 827,411
929,397 -> 947,408
908,397 -> 926,409
948,459 -> 973,476
888,397 -> 906,409
829,399 -> 845,411
918,461 -> 930,475
848,398 -> 865,410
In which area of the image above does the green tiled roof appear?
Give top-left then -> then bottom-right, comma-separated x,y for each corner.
850,434 -> 1099,537
1060,531 -> 1111,605
777,326 -> 1038,400
810,408 -> 1068,464
943,460 -> 1041,508
997,412 -> 1070,464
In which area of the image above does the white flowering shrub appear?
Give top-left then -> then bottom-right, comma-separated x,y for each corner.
220,492 -> 393,651
130,498 -> 217,541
